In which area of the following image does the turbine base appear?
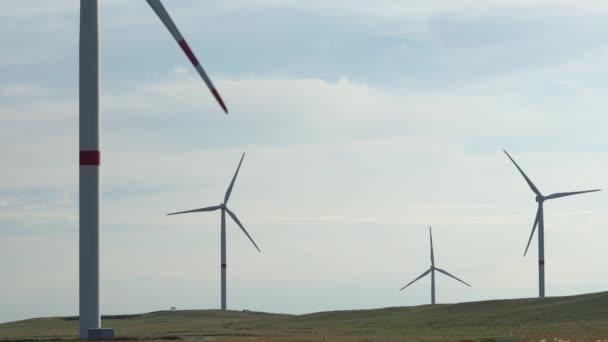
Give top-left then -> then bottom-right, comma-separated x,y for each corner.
88,328 -> 114,340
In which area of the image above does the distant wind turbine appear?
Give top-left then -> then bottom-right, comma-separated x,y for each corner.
167,153 -> 260,311
503,150 -> 600,298
399,227 -> 471,305
79,0 -> 227,338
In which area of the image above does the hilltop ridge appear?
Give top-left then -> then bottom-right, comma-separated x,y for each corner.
1,291 -> 607,340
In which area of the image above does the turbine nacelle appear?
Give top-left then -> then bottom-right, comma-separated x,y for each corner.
535,195 -> 544,203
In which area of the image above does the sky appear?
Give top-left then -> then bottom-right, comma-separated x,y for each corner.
1,0 -> 608,324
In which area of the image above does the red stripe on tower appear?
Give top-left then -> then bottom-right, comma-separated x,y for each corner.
80,151 -> 100,165
539,260 -> 545,265
178,40 -> 199,66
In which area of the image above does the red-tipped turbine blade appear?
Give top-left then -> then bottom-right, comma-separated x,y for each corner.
146,0 -> 228,114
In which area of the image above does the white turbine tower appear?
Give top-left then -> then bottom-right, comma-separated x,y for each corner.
167,153 -> 260,311
503,150 -> 600,298
399,227 -> 470,305
79,0 -> 227,338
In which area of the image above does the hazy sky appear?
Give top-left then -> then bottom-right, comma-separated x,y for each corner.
1,0 -> 608,324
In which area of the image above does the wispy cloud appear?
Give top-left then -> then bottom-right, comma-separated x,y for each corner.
2,1 -> 608,323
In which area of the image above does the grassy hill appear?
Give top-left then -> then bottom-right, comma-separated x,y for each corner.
1,291 -> 607,341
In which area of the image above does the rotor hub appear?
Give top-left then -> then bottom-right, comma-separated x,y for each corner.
535,195 -> 544,203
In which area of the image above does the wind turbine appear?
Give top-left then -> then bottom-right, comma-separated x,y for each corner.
399,227 -> 471,305
79,0 -> 227,338
167,153 -> 260,311
503,150 -> 600,298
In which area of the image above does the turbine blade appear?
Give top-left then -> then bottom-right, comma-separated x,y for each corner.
545,189 -> 601,200
435,267 -> 471,287
167,205 -> 221,216
399,268 -> 432,291
225,207 -> 261,252
145,0 -> 228,114
429,226 -> 435,266
224,153 -> 245,204
503,150 -> 541,196
524,206 -> 541,256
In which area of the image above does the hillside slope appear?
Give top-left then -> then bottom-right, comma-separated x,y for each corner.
1,291 -> 607,340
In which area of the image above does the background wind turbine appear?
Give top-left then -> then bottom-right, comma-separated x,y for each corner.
503,150 -> 600,298
167,153 -> 260,311
79,0 -> 227,337
399,227 -> 471,305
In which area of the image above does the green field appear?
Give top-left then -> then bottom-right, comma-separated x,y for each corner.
1,291 -> 607,341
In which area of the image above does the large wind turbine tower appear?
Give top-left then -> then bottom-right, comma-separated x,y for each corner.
168,153 -> 261,311
503,150 -> 600,298
399,227 -> 471,304
79,0 -> 227,338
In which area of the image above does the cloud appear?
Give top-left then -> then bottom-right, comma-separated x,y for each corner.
0,187 -> 77,236
218,0 -> 608,17
0,1 -> 73,17
2,1 -> 608,323
0,84 -> 49,97
104,73 -> 395,120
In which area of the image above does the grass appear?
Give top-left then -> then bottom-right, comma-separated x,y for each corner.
1,291 -> 607,341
